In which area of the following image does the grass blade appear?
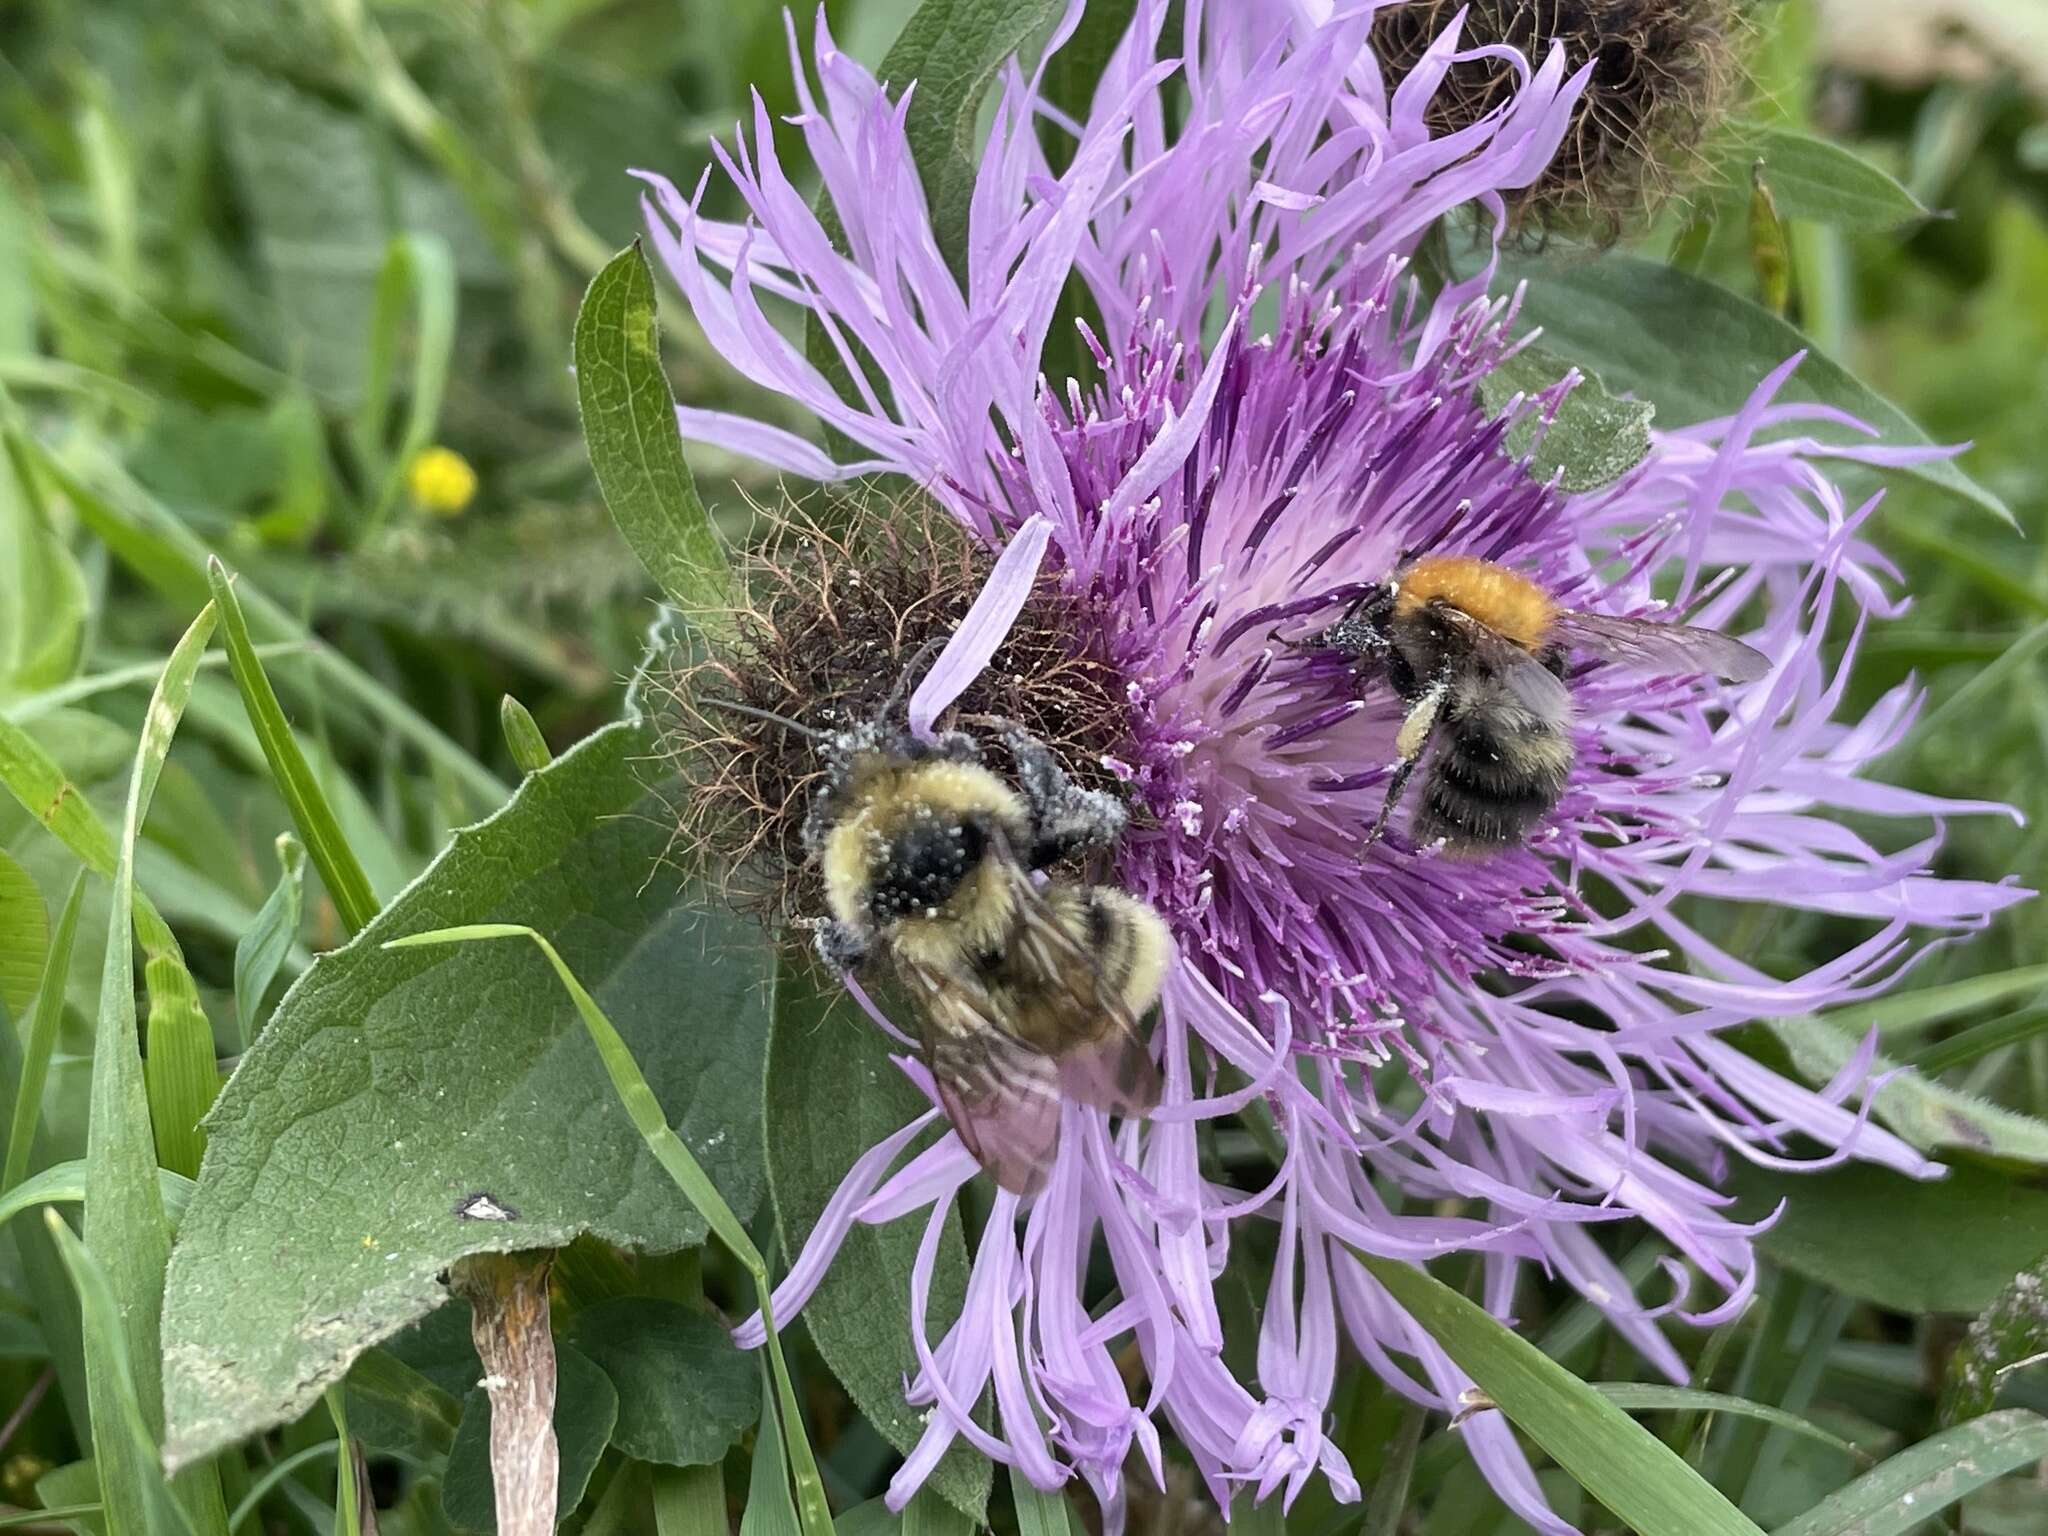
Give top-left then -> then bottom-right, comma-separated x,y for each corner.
381,922 -> 832,1536
652,1464 -> 728,1536
140,936 -> 217,1180
5,868 -> 85,1191
0,712 -> 120,872
1909,1007 -> 2048,1076
1355,1251 -> 1769,1536
44,1209 -> 194,1536
358,232 -> 457,532
16,431 -> 506,809
206,558 -> 380,935
0,848 -> 47,1016
738,1361 -> 800,1536
323,1388 -> 359,1536
1770,1410 -> 2048,1536
232,834 -> 305,1051
1593,1385 -> 1869,1465
224,1443 -> 340,1535
1009,1472 -> 1072,1536
0,1161 -> 196,1231
1361,1402 -> 1427,1536
572,242 -> 735,635
82,603 -> 228,1536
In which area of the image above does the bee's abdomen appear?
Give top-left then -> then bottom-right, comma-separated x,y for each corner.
1049,886 -> 1172,1018
1417,715 -> 1573,853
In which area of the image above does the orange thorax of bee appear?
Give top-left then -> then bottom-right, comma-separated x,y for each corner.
1394,555 -> 1557,650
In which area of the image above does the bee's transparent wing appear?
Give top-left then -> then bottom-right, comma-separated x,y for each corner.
1552,609 -> 1769,682
899,956 -> 1063,1196
998,859 -> 1163,1121
1436,608 -> 1574,724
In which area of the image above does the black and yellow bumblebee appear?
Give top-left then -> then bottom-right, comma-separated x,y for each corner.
1305,554 -> 1770,856
786,711 -> 1168,1195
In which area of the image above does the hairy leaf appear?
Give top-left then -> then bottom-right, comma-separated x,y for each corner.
567,1297 -> 756,1468
1496,252 -> 2011,524
162,722 -> 773,1468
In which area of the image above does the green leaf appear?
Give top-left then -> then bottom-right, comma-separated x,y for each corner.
1493,252 -> 2012,524
1770,1411 -> 2048,1536
82,604 -> 230,1536
1731,1161 -> 2048,1314
442,1342 -> 617,1532
207,557 -> 381,935
877,0 -> 1065,277
1761,1015 -> 2048,1164
0,846 -> 46,1018
1354,1251 -> 1769,1536
573,242 -> 735,629
763,962 -> 987,1522
1743,126 -> 1931,232
1941,1254 -> 2048,1425
4,869 -> 84,1191
381,922 -> 830,1536
499,696 -> 552,775
161,724 -> 772,1469
44,1211 -> 193,1536
341,1347 -> 460,1461
36,1461 -> 107,1536
1475,345 -> 1656,493
567,1298 -> 756,1467
1592,1385 -> 1867,1464
232,833 -> 306,1051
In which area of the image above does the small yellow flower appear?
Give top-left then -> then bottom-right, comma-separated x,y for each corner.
406,446 -> 478,516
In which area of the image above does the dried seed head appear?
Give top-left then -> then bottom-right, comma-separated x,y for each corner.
1372,0 -> 1745,241
645,491 -> 1132,928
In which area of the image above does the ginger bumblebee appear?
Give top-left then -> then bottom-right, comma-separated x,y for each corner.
1309,554 -> 1770,856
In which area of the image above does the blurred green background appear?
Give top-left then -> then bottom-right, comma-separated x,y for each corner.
1,0 -> 2045,1530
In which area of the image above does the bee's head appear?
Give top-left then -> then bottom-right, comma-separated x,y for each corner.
1313,583 -> 1396,662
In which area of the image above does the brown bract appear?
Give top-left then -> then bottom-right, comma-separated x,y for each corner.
1372,0 -> 1744,241
644,493 -> 1131,929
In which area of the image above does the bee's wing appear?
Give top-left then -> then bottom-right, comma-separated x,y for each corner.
898,954 -> 1063,1197
1436,608 -> 1574,724
901,852 -> 1162,1196
1552,609 -> 1769,682
998,861 -> 1163,1121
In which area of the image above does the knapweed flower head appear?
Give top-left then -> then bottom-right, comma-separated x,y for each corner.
1369,0 -> 1744,239
640,3 -> 2025,1530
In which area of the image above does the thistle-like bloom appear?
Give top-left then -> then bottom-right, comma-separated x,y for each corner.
646,4 -> 2024,1529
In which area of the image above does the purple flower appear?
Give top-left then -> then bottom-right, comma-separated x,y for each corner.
649,4 -> 2026,1529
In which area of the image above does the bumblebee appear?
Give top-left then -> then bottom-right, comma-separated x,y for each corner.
791,714 -> 1167,1195
1308,554 -> 1770,856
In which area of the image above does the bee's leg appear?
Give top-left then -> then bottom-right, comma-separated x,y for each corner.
1004,727 -> 1128,867
1363,681 -> 1447,853
811,918 -> 872,972
1540,644 -> 1569,679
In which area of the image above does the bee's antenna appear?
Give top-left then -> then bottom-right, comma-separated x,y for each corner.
877,634 -> 949,723
703,698 -> 828,741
